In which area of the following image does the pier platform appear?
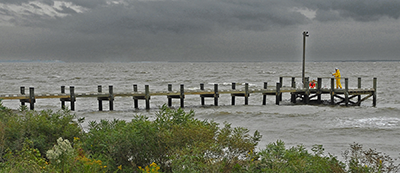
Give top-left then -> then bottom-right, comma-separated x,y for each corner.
0,77 -> 377,111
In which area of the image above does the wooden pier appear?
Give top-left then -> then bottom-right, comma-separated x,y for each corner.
0,77 -> 377,111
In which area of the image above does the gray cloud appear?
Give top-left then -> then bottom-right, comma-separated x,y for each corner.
301,0 -> 400,22
0,0 -> 399,62
38,0 -> 310,35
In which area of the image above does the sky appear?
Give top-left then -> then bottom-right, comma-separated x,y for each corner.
0,0 -> 399,62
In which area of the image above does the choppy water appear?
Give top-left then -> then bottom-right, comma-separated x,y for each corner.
1,61 -> 399,159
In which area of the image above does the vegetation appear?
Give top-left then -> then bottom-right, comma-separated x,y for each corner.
0,101 -> 399,172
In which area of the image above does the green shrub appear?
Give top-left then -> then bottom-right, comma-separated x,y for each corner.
247,140 -> 346,173
0,139 -> 47,172
0,107 -> 83,157
343,143 -> 400,173
2,101 -> 400,173
84,105 -> 261,172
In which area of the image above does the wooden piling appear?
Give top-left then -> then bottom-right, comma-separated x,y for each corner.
275,82 -> 280,105
330,78 -> 334,105
304,77 -> 309,104
291,77 -> 296,103
245,83 -> 249,105
262,82 -> 267,105
29,87 -> 35,110
232,83 -> 236,105
180,84 -> 184,108
70,86 -> 75,111
133,84 -> 139,109
345,78 -> 349,107
98,85 -> 103,111
60,86 -> 66,109
20,86 -> 25,106
373,77 -> 377,107
200,83 -> 205,105
279,77 -> 283,101
358,77 -> 361,105
168,84 -> 172,107
317,78 -> 322,103
109,85 -> 114,111
214,84 -> 219,106
145,85 -> 150,109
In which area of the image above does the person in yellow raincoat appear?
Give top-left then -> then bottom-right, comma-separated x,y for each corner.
332,68 -> 342,89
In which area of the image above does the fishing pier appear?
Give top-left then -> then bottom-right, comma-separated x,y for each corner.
0,77 -> 377,111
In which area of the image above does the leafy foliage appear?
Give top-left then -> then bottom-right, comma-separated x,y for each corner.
0,101 -> 399,173
343,143 -> 400,173
0,103 -> 83,158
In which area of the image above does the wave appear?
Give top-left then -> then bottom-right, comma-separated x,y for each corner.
333,117 -> 400,129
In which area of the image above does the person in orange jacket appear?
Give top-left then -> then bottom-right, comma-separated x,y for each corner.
332,68 -> 342,89
309,79 -> 317,88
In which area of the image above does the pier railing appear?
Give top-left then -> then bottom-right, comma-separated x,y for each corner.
0,77 -> 377,111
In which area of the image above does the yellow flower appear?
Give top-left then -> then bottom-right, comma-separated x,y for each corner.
118,165 -> 122,170
103,166 -> 107,169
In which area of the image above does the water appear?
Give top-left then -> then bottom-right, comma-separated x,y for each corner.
1,61 -> 399,160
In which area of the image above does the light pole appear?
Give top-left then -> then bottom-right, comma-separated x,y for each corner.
302,31 -> 309,85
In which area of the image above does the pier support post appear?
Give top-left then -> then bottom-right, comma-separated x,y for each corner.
109,85 -> 114,111
133,84 -> 138,109
231,83 -> 236,105
145,85 -> 150,109
345,78 -> 349,106
262,82 -> 268,105
180,84 -> 184,108
61,86 -> 66,109
98,85 -> 103,111
330,78 -> 335,105
304,77 -> 309,104
373,77 -> 377,107
214,84 -> 218,106
317,78 -> 322,104
29,87 -> 35,110
358,77 -> 361,104
20,86 -> 26,106
245,83 -> 249,105
275,82 -> 280,105
168,84 -> 172,107
291,77 -> 296,103
279,77 -> 283,101
70,86 -> 75,111
200,83 -> 205,105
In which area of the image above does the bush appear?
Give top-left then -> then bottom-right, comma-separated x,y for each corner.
343,143 -> 400,173
247,140 -> 346,173
0,105 -> 83,157
1,101 -> 400,173
84,105 -> 261,172
0,139 -> 47,172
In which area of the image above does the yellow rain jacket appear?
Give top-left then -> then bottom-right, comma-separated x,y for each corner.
332,69 -> 342,89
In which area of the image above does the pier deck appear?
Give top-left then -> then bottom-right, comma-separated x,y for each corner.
0,77 -> 377,111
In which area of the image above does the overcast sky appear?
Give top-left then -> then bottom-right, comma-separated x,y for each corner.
0,0 -> 399,62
